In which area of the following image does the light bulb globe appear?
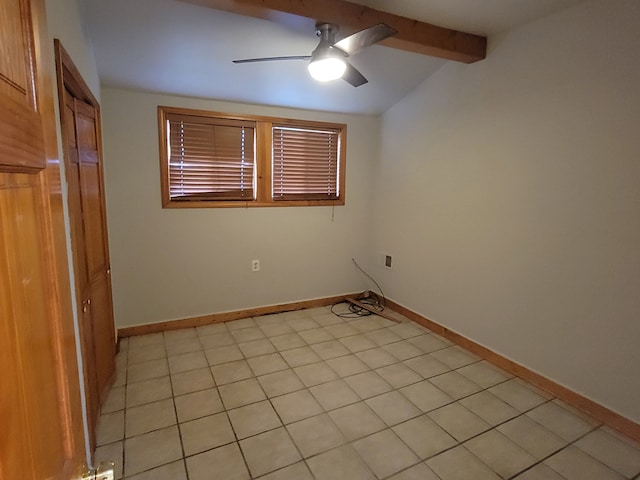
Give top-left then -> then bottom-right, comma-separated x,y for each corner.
308,56 -> 347,82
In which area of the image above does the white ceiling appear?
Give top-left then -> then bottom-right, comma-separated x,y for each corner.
82,0 -> 587,115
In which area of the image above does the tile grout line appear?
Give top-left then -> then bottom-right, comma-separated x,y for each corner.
251,310 -> 329,480
121,344 -> 128,479
177,330 -> 205,480
211,314 -> 310,479
248,313 -> 451,478
253,318 -> 324,479
116,329 -> 483,477
503,423 -> 604,480
114,316 -> 481,478
108,311 -> 639,480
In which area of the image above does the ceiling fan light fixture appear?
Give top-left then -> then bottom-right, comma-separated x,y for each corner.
234,22 -> 397,87
308,55 -> 347,82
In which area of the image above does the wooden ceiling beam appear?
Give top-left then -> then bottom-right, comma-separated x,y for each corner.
180,0 -> 487,63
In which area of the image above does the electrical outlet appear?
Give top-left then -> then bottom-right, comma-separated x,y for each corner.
383,254 -> 392,269
251,259 -> 260,272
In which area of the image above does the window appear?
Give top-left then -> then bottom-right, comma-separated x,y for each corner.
158,106 -> 346,208
272,126 -> 340,201
164,113 -> 255,202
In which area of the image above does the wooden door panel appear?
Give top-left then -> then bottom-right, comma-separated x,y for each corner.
63,98 -> 89,288
0,0 -> 45,171
0,173 -> 70,479
0,174 -> 41,479
81,296 -> 101,427
79,158 -> 108,274
91,274 -> 116,401
75,100 -> 98,150
0,0 -> 33,102
75,98 -> 109,278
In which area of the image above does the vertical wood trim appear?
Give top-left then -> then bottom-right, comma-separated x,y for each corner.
338,125 -> 346,204
157,106 -> 171,207
257,121 -> 272,204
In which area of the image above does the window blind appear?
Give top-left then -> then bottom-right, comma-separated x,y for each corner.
167,114 -> 255,201
272,126 -> 340,201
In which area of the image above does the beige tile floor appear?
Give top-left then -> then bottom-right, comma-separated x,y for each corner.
95,306 -> 640,480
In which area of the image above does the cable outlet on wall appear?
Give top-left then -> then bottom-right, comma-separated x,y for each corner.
251,259 -> 260,272
382,253 -> 393,269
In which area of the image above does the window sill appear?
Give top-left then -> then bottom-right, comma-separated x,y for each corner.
162,198 -> 345,209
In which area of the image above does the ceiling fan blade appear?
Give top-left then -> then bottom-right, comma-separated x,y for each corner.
233,55 -> 311,64
333,23 -> 397,56
342,63 -> 368,87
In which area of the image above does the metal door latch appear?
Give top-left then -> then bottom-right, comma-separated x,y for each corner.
82,461 -> 115,480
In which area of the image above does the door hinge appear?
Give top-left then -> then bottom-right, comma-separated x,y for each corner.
82,462 -> 115,480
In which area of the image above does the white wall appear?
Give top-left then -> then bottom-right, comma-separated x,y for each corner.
46,0 -> 101,99
370,0 -> 640,422
100,88 -> 379,328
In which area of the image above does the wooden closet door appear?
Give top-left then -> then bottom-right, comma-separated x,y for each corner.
0,0 -> 86,478
57,43 -> 116,451
74,99 -> 116,402
62,91 -> 101,427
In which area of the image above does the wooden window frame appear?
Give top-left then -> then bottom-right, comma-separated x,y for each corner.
158,106 -> 347,208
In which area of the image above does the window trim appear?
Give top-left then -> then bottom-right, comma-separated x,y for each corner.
158,106 -> 347,208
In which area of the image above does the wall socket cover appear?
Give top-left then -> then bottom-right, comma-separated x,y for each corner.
251,259 -> 260,272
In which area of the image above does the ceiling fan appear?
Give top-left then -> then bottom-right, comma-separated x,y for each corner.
233,23 -> 397,87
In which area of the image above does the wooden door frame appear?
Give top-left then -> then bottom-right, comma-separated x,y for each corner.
54,39 -> 115,454
54,40 -> 101,118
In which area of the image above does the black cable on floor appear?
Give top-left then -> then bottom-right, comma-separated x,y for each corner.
331,258 -> 386,318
